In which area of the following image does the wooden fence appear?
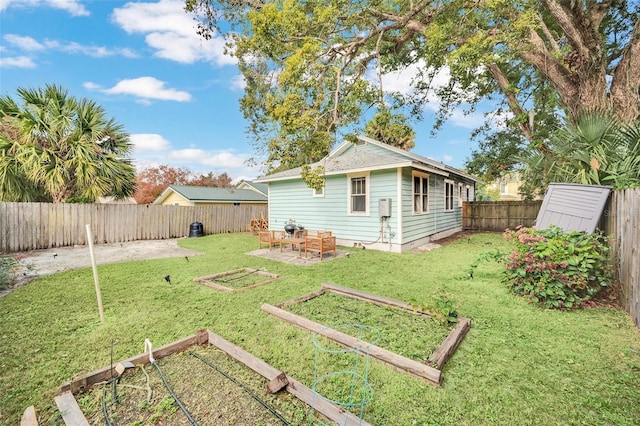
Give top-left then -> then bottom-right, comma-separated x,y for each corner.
462,200 -> 543,231
601,188 -> 640,328
0,202 -> 268,253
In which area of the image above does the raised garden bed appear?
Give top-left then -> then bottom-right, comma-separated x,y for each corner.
193,268 -> 280,292
264,283 -> 471,386
54,330 -> 371,426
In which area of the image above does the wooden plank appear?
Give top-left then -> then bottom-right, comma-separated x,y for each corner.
266,372 -> 289,394
262,303 -> 442,386
322,283 -> 432,318
428,317 -> 471,369
60,329 -> 209,394
276,289 -> 326,309
206,330 -> 370,426
20,405 -> 38,426
54,391 -> 89,426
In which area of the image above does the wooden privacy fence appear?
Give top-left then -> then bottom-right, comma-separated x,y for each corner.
462,201 -> 542,231
601,188 -> 640,329
0,202 -> 268,253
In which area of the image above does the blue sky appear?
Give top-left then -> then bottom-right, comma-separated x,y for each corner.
0,0 -> 490,183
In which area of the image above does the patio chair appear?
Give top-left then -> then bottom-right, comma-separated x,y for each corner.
305,232 -> 336,260
258,230 -> 287,249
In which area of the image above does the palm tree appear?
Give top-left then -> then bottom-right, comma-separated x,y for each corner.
0,85 -> 135,202
552,113 -> 640,188
364,108 -> 416,151
522,112 -> 640,193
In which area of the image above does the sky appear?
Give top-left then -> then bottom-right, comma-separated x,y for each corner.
0,0 -> 491,183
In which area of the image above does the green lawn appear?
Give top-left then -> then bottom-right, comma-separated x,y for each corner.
1,232 -> 639,425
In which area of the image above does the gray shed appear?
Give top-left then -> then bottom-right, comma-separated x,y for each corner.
535,183 -> 612,233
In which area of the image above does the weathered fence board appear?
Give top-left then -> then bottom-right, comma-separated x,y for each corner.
462,201 -> 542,231
602,188 -> 640,328
0,202 -> 267,253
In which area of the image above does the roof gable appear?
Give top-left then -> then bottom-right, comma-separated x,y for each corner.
255,135 -> 481,183
154,185 -> 267,204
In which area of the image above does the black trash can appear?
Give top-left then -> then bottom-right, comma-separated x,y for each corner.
189,221 -> 204,237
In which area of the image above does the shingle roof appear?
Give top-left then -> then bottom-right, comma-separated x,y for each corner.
158,186 -> 267,203
254,135 -> 482,183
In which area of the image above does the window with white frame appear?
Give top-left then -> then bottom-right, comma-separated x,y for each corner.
458,183 -> 464,206
313,184 -> 324,197
444,180 -> 455,211
348,174 -> 368,214
413,172 -> 429,214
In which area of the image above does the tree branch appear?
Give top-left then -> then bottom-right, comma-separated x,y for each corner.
610,16 -> 640,122
485,63 -> 533,142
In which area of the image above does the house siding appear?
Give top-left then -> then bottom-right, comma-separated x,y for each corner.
268,169 -> 399,245
163,192 -> 192,206
401,169 -> 470,247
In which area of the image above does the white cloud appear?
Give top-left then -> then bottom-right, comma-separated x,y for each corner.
0,0 -> 89,16
170,148 -> 249,169
0,55 -> 36,68
442,154 -> 453,163
100,77 -> 193,103
130,134 -> 171,152
112,0 -> 235,66
2,34 -> 137,59
230,74 -> 246,91
3,34 -> 44,50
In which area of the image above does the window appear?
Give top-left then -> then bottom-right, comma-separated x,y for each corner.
466,185 -> 471,202
413,172 -> 429,213
444,180 -> 454,211
348,174 -> 368,214
313,185 -> 324,197
458,183 -> 464,207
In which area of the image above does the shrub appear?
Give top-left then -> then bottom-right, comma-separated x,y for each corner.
502,226 -> 612,309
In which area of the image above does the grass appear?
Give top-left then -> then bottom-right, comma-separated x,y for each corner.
0,232 -> 639,425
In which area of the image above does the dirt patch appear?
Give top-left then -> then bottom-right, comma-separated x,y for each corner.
1,239 -> 202,296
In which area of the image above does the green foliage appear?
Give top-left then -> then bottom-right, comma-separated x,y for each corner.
363,107 -> 416,150
412,295 -> 459,325
186,0 -> 640,177
0,84 -> 135,202
502,226 -> 612,309
2,232 -> 640,425
467,249 -> 508,279
521,112 -> 640,193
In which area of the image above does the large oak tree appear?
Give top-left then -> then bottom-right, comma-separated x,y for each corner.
186,0 -> 639,178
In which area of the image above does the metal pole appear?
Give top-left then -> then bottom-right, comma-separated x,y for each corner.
86,224 -> 105,323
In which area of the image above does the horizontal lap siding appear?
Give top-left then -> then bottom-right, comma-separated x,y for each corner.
402,172 -> 468,243
268,170 -> 398,242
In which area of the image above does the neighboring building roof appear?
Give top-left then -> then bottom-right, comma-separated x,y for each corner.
254,135 -> 482,183
97,196 -> 137,204
154,185 -> 268,204
235,180 -> 268,196
535,183 -> 612,233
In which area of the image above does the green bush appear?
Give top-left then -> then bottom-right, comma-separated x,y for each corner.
503,226 -> 612,309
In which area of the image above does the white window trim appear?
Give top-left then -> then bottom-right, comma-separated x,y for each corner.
347,172 -> 370,216
444,179 -> 455,212
412,171 -> 430,215
313,185 -> 325,197
458,182 -> 464,207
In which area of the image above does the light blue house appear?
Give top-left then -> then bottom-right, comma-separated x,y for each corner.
254,136 -> 481,252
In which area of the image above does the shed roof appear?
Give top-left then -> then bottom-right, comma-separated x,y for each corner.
535,183 -> 612,233
154,185 -> 267,204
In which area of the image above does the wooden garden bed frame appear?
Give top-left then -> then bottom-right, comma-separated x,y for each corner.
264,282 -> 472,386
54,329 -> 370,426
193,268 -> 280,292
